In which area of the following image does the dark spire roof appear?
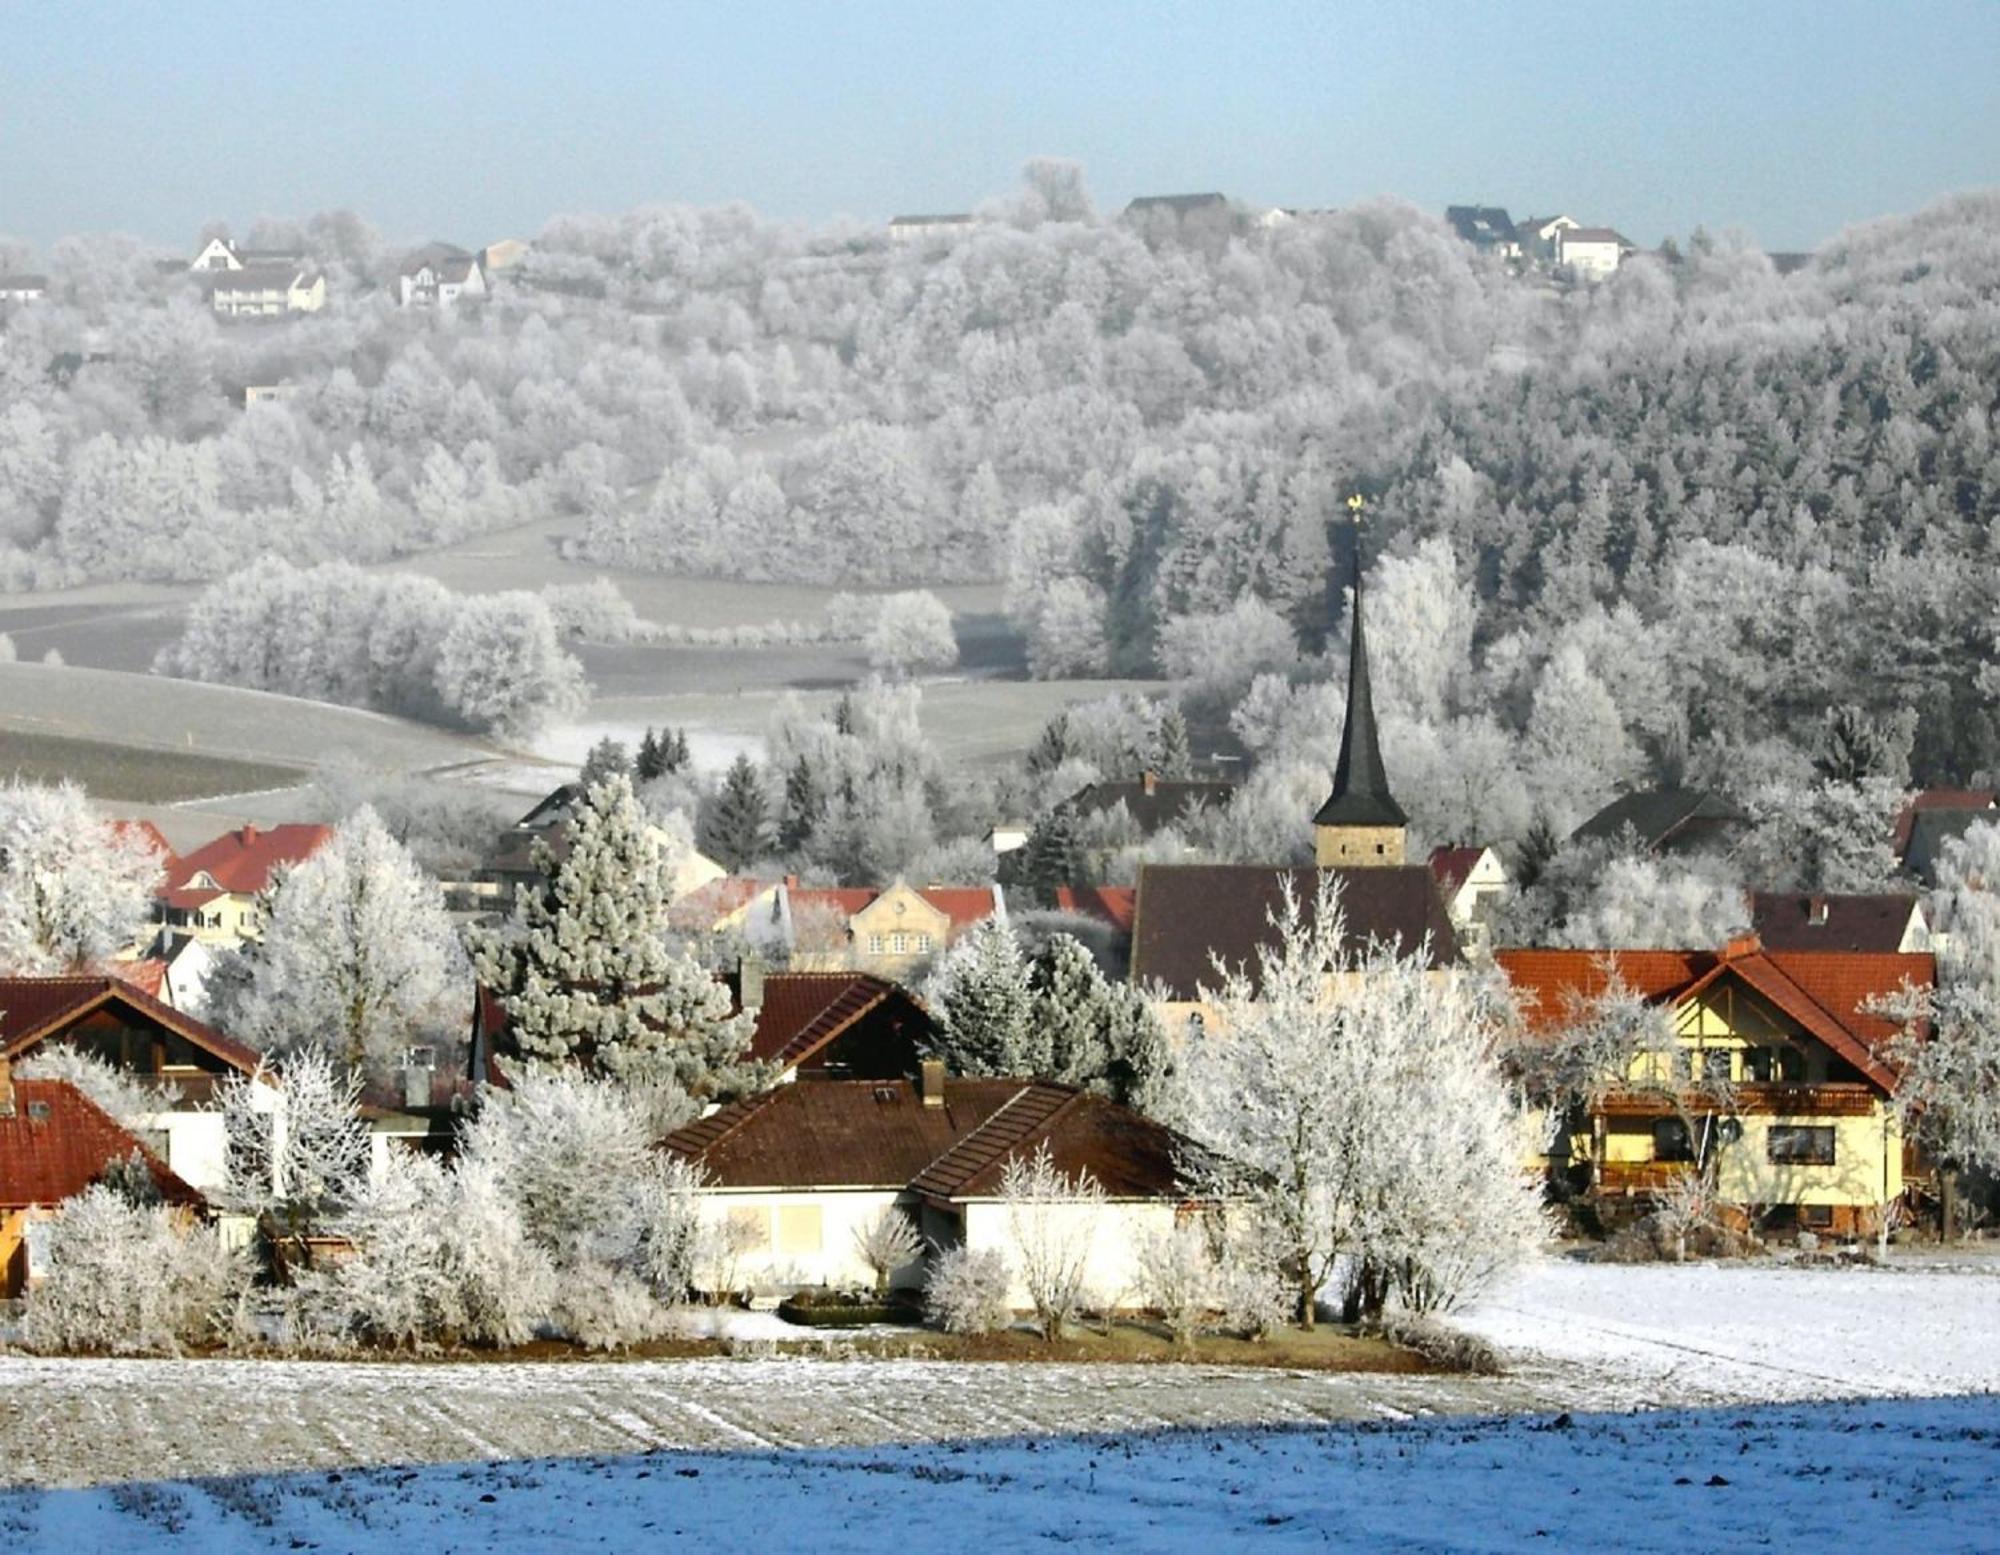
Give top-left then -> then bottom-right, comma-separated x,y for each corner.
1315,513 -> 1407,829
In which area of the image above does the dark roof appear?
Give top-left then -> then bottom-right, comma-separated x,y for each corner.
204,264 -> 311,292
0,274 -> 49,291
1903,809 -> 1994,886
516,786 -> 580,829
735,971 -> 935,1070
1124,193 -> 1228,216
1062,778 -> 1234,836
1315,543 -> 1406,829
665,1077 -> 1201,1201
1562,227 -> 1633,246
1495,943 -> 1932,1095
889,214 -> 974,226
1894,789 -> 1996,857
1130,864 -> 1458,1000
1571,789 -> 1748,855
1749,893 -> 1923,954
0,1077 -> 204,1211
0,977 -> 263,1076
1445,206 -> 1516,246
1428,846 -> 1487,895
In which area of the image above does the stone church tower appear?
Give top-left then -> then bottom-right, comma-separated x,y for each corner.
1314,502 -> 1408,867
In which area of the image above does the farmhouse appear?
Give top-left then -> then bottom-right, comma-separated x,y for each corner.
1558,226 -> 1635,280
393,243 -> 488,307
663,1062 -> 1205,1305
1498,936 -> 1931,1236
788,880 -> 1007,977
0,975 -> 272,1194
0,1062 -> 205,1296
156,823 -> 333,944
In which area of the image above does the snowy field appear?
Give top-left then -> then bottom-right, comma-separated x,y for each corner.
3,1397 -> 1995,1552
3,1257 -> 1997,1546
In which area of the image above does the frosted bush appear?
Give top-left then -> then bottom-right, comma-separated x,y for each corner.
852,1207 -> 924,1294
1213,1235 -> 1293,1340
556,1263 -> 667,1351
923,1246 -> 1012,1335
1132,1221 -> 1217,1351
25,1185 -> 250,1356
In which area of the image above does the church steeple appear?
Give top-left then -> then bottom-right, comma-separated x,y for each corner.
1315,495 -> 1407,867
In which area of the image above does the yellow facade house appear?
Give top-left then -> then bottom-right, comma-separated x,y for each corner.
1498,937 -> 1931,1237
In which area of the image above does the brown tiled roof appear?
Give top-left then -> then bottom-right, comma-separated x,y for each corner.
1428,846 -> 1486,895
1054,886 -> 1136,933
1061,779 -> 1233,837
740,972 -> 929,1068
1493,943 -> 1933,1093
665,1077 -> 1201,1201
1893,789 -> 1996,855
0,1078 -> 204,1211
1749,893 -> 1922,953
1130,864 -> 1458,1000
108,959 -> 169,1001
164,824 -> 331,897
0,977 -> 263,1076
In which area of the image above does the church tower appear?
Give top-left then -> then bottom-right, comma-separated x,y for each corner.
1314,497 -> 1408,867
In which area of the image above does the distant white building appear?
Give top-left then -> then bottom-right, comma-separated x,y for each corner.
1513,215 -> 1579,262
0,274 -> 48,304
1558,226 -> 1635,280
205,266 -> 325,319
394,243 -> 488,307
189,237 -> 306,274
888,214 -> 978,246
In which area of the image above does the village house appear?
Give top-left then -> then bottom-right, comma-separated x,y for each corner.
479,786 -> 725,915
1557,226 -> 1635,280
1748,893 -> 1932,955
393,243 -> 488,307
1513,215 -> 1579,262
0,274 -> 48,304
1054,885 -> 1136,935
0,976 -> 274,1196
203,265 -> 326,319
663,1061 -> 1207,1305
0,1061 -> 206,1297
1895,788 -> 1997,885
189,236 -> 306,273
1428,845 -> 1510,947
671,876 -> 1007,978
1498,936 -> 1930,1237
728,965 -> 937,1082
1572,787 -> 1750,858
1444,205 -> 1521,258
155,823 -> 333,945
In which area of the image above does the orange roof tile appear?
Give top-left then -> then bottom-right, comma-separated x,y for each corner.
1055,886 -> 1137,933
164,823 -> 331,897
0,1078 -> 204,1211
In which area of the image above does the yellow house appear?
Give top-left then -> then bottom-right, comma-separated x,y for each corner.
156,823 -> 333,945
1498,937 -> 1931,1237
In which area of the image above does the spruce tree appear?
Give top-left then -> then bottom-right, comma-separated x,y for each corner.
1021,806 -> 1081,907
661,726 -> 692,774
929,919 -> 1038,1075
704,754 -> 772,871
778,755 -> 824,854
474,775 -> 761,1098
1152,705 -> 1193,780
1028,933 -> 1172,1112
634,728 -> 666,784
1027,713 -> 1073,779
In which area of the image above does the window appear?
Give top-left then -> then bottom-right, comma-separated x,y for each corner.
889,933 -> 908,954
1700,1049 -> 1733,1083
868,935 -> 885,954
777,1204 -> 823,1254
915,934 -> 932,953
1767,1125 -> 1836,1166
1800,1203 -> 1834,1230
1652,1118 -> 1694,1163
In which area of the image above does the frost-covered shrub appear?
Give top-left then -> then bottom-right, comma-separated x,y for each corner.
24,1186 -> 250,1356
923,1246 -> 1012,1335
852,1207 -> 924,1294
1132,1222 -> 1216,1352
1001,1143 -> 1104,1341
1373,1311 -> 1504,1376
541,578 -> 653,643
555,1263 -> 667,1351
631,1155 -> 708,1300
1213,1235 -> 1293,1341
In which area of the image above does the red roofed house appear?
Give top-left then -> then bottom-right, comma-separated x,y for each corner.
1054,886 -> 1137,935
0,1061 -> 206,1295
664,1062 -> 1211,1304
785,879 -> 1007,978
1496,937 -> 1932,1236
731,966 -> 936,1081
155,823 -> 332,945
0,976 -> 273,1195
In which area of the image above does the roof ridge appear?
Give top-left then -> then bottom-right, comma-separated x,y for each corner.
910,1081 -> 1078,1198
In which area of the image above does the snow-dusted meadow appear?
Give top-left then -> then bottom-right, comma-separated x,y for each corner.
1,1256 -> 1997,1546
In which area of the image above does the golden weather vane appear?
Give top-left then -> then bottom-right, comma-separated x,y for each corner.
1346,492 -> 1366,523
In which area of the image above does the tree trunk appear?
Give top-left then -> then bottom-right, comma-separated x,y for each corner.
1942,1168 -> 1961,1243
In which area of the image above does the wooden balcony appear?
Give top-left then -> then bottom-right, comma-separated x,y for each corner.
1595,1160 -> 1695,1196
1598,1083 -> 1879,1119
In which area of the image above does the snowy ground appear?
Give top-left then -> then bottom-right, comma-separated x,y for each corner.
2,1256 -> 1997,1546
3,1396 -> 1995,1551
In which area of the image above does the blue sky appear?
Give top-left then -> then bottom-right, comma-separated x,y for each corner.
3,0 -> 1996,252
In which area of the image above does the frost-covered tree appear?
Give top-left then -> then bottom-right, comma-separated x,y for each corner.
218,1048 -> 370,1223
474,775 -> 759,1098
923,1245 -> 1011,1335
864,590 -> 959,680
852,1206 -> 924,1294
579,736 -> 631,789
15,1048 -> 169,1127
230,806 -> 469,1075
0,780 -> 162,973
1001,1143 -> 1105,1340
1172,874 -> 1547,1325
1028,932 -> 1171,1111
1151,705 -> 1193,780
928,918 -> 1035,1075
1550,854 -> 1750,951
432,590 -> 589,742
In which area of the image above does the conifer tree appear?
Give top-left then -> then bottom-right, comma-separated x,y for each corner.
1027,713 -> 1074,779
928,918 -> 1038,1075
579,736 -> 630,790
1029,933 -> 1171,1111
473,776 -> 761,1099
1020,806 -> 1082,907
778,755 -> 824,854
1152,705 -> 1193,780
703,754 -> 772,870
660,727 -> 692,775
633,728 -> 666,783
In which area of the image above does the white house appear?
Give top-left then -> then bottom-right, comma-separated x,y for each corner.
1428,845 -> 1510,945
189,237 -> 306,273
0,274 -> 48,304
1558,226 -> 1635,280
1513,215 -> 1579,262
888,214 -> 978,246
394,244 -> 488,307
206,265 -> 326,319
664,1065 -> 1204,1308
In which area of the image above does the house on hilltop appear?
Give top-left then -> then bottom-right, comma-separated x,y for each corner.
1445,205 -> 1520,257
0,274 -> 48,304
393,243 -> 488,307
189,237 -> 306,273
1498,937 -> 1930,1236
154,823 -> 333,945
1557,226 -> 1635,280
203,264 -> 325,319
888,214 -> 978,245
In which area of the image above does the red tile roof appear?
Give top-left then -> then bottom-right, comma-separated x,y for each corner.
109,959 -> 169,1001
1428,846 -> 1486,896
164,823 -> 331,897
0,1077 -> 204,1211
1054,886 -> 1136,933
1494,943 -> 1933,1093
0,976 -> 264,1077
740,972 -> 928,1069
787,884 -> 1002,931
109,820 -> 175,865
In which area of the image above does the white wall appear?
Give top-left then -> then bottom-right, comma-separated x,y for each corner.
961,1198 -> 1182,1311
694,1187 -> 923,1295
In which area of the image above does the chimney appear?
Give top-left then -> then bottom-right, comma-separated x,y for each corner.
240,824 -> 258,844
784,873 -> 799,889
738,954 -> 767,1013
1722,932 -> 1762,961
0,1058 -> 12,1118
1808,896 -> 1829,927
1142,771 -> 1158,796
919,1057 -> 946,1108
